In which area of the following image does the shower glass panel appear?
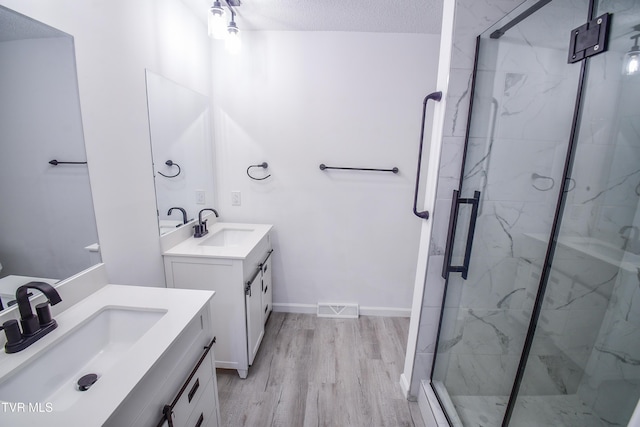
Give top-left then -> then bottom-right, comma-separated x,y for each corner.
510,1 -> 640,425
431,1 -> 588,425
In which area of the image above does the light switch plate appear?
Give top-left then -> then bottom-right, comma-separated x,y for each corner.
195,190 -> 206,205
231,191 -> 241,206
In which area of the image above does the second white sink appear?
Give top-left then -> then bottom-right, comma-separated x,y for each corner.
163,222 -> 273,260
199,227 -> 254,247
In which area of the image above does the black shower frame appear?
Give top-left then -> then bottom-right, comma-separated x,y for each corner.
427,0 -> 598,425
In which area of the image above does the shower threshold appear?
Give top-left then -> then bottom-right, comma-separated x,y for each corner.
425,384 -> 610,427
424,380 -> 609,426
453,393 -> 608,426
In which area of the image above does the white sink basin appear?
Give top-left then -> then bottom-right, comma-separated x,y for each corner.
0,307 -> 165,409
200,227 -> 254,247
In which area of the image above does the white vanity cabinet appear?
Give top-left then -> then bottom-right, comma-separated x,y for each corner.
103,292 -> 221,427
163,225 -> 273,379
0,279 -> 221,427
106,310 -> 220,427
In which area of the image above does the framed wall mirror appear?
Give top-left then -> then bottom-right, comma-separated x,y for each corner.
0,6 -> 100,309
145,70 -> 216,235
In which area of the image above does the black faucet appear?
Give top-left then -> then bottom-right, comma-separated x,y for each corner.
167,207 -> 188,225
0,282 -> 62,354
193,208 -> 219,238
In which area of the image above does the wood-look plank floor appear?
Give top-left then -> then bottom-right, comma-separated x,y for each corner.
216,312 -> 425,427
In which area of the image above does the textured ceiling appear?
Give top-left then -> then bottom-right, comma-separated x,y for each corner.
0,6 -> 66,42
0,1 -> 444,41
183,0 -> 444,34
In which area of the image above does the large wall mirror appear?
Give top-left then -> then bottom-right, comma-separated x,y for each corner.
145,70 -> 216,235
0,6 -> 100,308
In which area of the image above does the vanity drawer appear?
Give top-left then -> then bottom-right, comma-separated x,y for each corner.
167,341 -> 215,426
183,378 -> 218,427
261,253 -> 273,324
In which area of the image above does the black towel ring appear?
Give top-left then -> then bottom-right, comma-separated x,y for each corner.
158,160 -> 181,178
247,162 -> 271,181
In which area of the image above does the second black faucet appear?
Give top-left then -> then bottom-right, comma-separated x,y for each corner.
194,208 -> 219,238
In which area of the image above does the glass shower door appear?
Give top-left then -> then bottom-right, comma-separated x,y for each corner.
509,0 -> 640,425
430,1 -> 589,425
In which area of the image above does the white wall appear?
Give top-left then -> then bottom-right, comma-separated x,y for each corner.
0,0 -> 212,286
211,31 -> 440,311
0,1 -> 440,311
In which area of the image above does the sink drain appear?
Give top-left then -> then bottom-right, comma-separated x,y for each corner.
77,373 -> 98,391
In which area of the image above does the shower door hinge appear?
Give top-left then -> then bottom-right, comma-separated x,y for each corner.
568,13 -> 610,63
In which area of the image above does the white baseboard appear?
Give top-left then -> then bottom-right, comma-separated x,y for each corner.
360,306 -> 411,317
272,303 -> 317,314
272,303 -> 411,318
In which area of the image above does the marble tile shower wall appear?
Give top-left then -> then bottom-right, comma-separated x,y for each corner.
576,256 -> 640,424
572,49 -> 640,423
562,49 -> 640,241
414,2 -> 640,422
437,39 -> 585,397
411,0 -> 525,395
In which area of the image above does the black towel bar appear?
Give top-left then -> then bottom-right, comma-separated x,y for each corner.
49,160 -> 87,166
319,164 -> 398,174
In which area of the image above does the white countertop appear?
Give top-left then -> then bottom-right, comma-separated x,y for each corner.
0,284 -> 214,426
163,222 -> 273,259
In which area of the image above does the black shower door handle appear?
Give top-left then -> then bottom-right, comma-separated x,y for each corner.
413,91 -> 443,220
442,190 -> 481,280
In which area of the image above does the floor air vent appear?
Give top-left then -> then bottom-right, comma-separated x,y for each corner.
317,303 -> 359,319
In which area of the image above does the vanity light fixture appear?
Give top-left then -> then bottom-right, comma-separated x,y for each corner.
225,11 -> 241,55
208,0 -> 242,54
208,1 -> 226,40
623,33 -> 640,76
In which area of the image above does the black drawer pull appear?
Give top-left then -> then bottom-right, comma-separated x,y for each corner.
162,338 -> 215,427
188,378 -> 200,403
195,412 -> 204,427
264,285 -> 268,293
259,249 -> 274,268
265,304 -> 269,313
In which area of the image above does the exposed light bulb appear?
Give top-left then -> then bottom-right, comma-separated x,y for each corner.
226,21 -> 241,54
623,34 -> 640,76
208,2 -> 226,40
623,50 -> 640,76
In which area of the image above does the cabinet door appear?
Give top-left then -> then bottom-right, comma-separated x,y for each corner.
245,269 -> 264,366
166,258 -> 247,374
262,256 -> 273,324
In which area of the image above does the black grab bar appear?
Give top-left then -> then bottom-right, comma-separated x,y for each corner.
413,91 -> 442,220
